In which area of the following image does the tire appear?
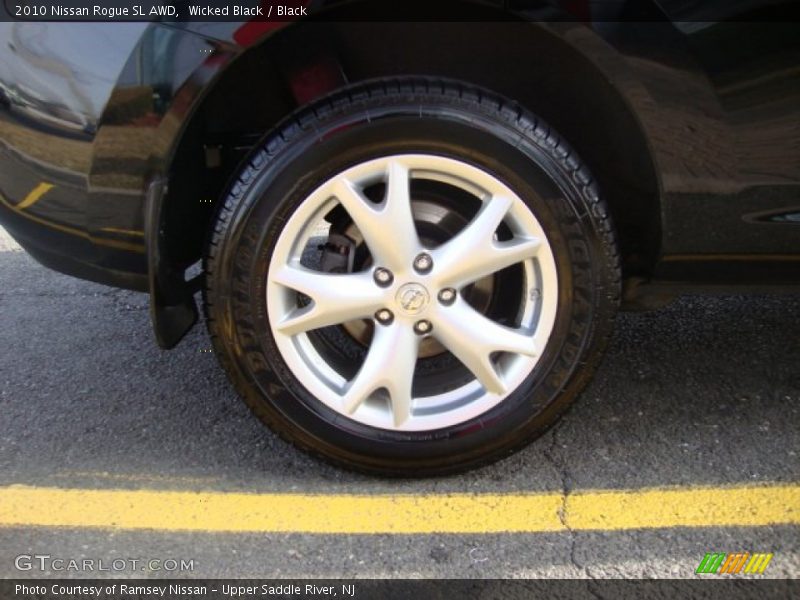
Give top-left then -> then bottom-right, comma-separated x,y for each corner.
204,77 -> 620,476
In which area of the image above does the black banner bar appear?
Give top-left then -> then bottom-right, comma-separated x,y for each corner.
2,0 -> 800,23
3,579 -> 799,600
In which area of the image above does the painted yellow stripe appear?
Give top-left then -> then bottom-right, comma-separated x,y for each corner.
0,487 -> 563,534
0,484 -> 797,534
16,182 -> 54,210
568,485 -> 799,530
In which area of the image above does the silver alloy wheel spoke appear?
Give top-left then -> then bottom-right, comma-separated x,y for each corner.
272,264 -> 385,335
432,195 -> 541,288
332,160 -> 420,273
343,323 -> 420,426
433,300 -> 537,395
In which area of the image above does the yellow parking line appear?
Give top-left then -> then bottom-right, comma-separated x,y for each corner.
568,485 -> 799,530
0,484 -> 796,534
16,182 -> 54,210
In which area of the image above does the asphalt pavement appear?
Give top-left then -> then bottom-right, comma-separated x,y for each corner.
0,225 -> 798,581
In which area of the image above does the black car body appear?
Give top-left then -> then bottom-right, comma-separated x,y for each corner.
2,4 -> 799,341
1,1 -> 798,473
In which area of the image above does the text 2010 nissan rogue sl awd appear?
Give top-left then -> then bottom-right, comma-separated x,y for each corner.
1,4 -> 798,474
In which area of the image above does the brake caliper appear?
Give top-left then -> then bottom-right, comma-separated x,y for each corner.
318,233 -> 355,274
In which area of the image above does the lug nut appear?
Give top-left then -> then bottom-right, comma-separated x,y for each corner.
438,288 -> 457,305
375,309 -> 394,325
413,253 -> 433,273
373,268 -> 394,287
413,320 -> 432,335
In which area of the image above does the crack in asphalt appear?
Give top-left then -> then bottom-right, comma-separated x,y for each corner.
544,422 -> 604,595
543,423 -> 580,568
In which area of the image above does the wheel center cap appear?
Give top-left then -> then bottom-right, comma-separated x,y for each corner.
395,283 -> 430,315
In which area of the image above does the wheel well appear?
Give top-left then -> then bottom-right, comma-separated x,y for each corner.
165,19 -> 660,279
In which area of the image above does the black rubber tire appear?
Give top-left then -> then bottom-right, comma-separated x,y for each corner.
203,77 -> 620,476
